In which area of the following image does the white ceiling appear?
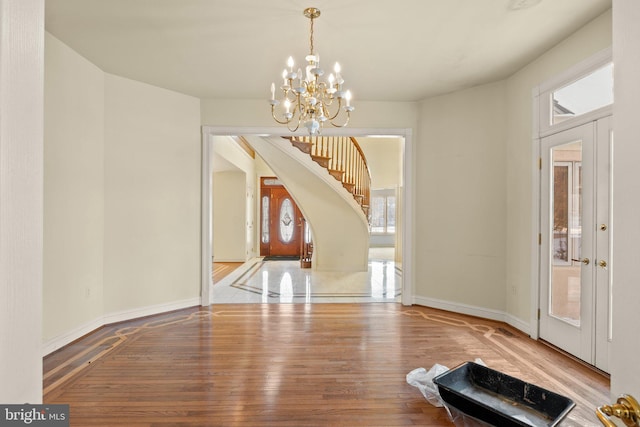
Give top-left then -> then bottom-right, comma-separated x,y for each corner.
45,0 -> 611,102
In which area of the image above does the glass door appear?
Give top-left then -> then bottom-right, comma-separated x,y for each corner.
539,118 -> 611,371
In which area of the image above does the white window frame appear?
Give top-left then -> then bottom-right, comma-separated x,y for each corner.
370,188 -> 396,235
536,47 -> 613,138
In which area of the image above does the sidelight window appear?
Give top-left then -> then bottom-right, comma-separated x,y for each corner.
261,196 -> 270,244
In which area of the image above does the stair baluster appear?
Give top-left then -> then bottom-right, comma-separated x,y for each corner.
286,135 -> 371,219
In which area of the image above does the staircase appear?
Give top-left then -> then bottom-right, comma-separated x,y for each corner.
243,135 -> 371,272
287,136 -> 371,219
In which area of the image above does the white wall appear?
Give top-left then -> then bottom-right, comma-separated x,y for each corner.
44,33 -> 105,344
104,74 -> 201,314
211,135 -> 257,260
416,81 -> 508,314
0,0 -> 44,404
358,137 -> 403,190
505,10 -> 612,322
213,171 -> 247,261
201,99 -> 419,131
42,34 -> 202,353
359,137 -> 403,248
410,9 -> 610,323
410,7 -> 609,324
611,0 -> 640,399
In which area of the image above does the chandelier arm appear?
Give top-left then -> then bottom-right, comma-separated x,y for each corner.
325,98 -> 344,121
329,110 -> 352,128
284,85 -> 298,103
271,112 -> 291,125
286,114 -> 302,133
295,94 -> 306,115
271,105 -> 297,125
322,96 -> 335,107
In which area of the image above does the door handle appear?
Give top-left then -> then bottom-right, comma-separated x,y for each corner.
596,394 -> 640,426
572,258 -> 590,265
598,260 -> 608,270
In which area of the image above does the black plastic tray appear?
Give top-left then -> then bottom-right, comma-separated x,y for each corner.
433,362 -> 575,427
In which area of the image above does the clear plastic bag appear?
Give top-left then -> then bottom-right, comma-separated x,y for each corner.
407,360 -> 490,426
406,364 -> 449,407
444,405 -> 493,427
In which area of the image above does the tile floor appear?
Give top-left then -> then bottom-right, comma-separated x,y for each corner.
211,247 -> 401,304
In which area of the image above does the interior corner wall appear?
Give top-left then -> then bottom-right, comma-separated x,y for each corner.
43,33 -> 105,344
43,34 -> 203,348
104,74 -> 201,314
416,81 -> 508,313
504,9 -> 612,323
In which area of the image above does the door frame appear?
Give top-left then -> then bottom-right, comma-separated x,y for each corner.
200,126 -> 414,307
531,47 -> 612,339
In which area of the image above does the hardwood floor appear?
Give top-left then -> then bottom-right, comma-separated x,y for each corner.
43,304 -> 609,426
212,262 -> 243,283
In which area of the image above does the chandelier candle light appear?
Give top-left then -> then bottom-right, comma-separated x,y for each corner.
269,7 -> 354,135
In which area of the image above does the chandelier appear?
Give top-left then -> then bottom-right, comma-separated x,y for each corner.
268,7 -> 354,135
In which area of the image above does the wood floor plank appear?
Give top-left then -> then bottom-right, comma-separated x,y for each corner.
212,262 -> 243,283
44,304 -> 609,426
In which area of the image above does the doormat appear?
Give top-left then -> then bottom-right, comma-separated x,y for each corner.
263,256 -> 300,261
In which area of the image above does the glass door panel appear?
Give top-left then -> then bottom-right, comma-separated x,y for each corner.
550,144 -> 582,326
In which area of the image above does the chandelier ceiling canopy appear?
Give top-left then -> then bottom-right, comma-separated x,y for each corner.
269,7 -> 354,135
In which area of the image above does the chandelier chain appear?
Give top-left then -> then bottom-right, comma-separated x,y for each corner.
309,15 -> 315,55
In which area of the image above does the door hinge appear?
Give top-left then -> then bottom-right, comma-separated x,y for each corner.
538,233 -> 542,245
537,309 -> 541,320
538,157 -> 542,170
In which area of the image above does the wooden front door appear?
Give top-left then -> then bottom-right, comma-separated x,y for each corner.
260,178 -> 302,257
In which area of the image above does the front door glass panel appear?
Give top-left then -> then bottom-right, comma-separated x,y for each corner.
279,198 -> 295,243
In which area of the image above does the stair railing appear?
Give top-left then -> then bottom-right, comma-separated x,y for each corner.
289,136 -> 371,217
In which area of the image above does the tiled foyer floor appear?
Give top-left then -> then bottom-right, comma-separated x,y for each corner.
211,247 -> 401,304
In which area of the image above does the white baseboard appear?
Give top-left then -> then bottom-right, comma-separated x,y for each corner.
42,297 -> 201,357
412,296 -> 531,336
102,297 -> 201,325
504,313 -> 531,336
42,317 -> 105,356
